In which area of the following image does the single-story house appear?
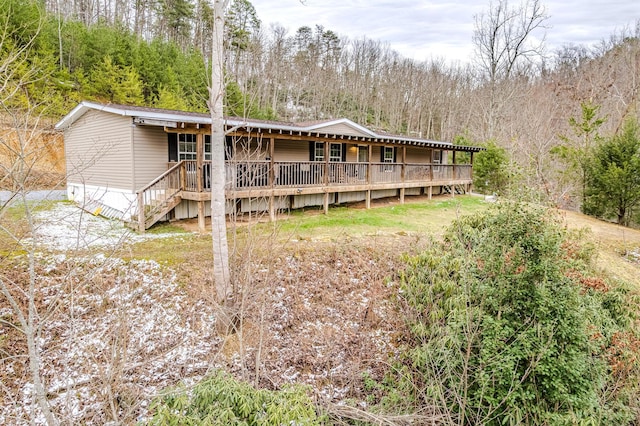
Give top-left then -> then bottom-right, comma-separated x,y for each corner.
55,101 -> 484,231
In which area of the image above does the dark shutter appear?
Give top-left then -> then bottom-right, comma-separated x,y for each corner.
168,133 -> 178,162
393,147 -> 397,163
380,146 -> 385,162
225,136 -> 233,160
309,141 -> 315,161
341,143 -> 347,162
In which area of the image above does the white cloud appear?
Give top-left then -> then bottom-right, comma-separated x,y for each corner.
250,0 -> 639,63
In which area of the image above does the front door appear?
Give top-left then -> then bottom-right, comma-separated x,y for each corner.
357,145 -> 368,163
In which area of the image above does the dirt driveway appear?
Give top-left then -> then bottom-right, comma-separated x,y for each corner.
561,210 -> 640,287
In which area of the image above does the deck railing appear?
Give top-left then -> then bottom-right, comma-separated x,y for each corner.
180,160 -> 473,192
136,161 -> 184,230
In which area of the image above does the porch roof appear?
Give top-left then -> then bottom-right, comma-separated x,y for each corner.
55,101 -> 484,152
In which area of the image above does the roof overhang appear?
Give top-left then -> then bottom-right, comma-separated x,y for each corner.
55,101 -> 484,152
54,101 -> 210,130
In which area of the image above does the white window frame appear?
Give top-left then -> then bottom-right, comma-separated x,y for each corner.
314,142 -> 324,161
433,149 -> 441,172
178,134 -> 211,161
178,134 -> 196,160
329,143 -> 342,162
383,146 -> 394,172
204,135 -> 211,161
383,146 -> 394,163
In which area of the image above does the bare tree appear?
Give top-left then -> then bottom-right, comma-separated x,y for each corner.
473,0 -> 548,83
209,0 -> 231,302
472,0 -> 548,138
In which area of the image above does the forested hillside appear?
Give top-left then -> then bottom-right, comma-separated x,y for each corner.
3,0 -> 640,214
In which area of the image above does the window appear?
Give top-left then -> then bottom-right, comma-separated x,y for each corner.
433,149 -> 441,172
382,146 -> 395,172
314,142 -> 324,161
433,149 -> 441,164
314,142 -> 342,162
178,134 -> 211,161
178,134 -> 196,160
329,143 -> 342,162
383,146 -> 394,163
204,135 -> 211,160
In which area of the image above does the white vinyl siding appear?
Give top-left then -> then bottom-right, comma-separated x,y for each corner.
64,109 -> 133,190
132,124 -> 169,188
273,139 -> 308,161
406,147 -> 430,164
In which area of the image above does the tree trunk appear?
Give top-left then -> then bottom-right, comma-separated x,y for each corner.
209,0 -> 231,302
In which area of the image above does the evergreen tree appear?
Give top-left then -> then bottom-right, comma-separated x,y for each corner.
473,140 -> 510,195
89,56 -> 144,105
583,118 -> 640,226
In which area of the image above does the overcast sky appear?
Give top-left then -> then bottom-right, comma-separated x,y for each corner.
249,0 -> 639,64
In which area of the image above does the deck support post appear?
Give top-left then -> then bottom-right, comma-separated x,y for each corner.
323,192 -> 329,214
400,188 -> 405,204
198,200 -> 206,232
366,190 -> 371,209
269,195 -> 275,222
428,186 -> 432,200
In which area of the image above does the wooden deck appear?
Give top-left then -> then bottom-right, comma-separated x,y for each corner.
184,160 -> 471,198
136,160 -> 473,230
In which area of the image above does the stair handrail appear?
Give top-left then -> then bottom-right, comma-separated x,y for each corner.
136,160 -> 185,195
136,161 -> 185,231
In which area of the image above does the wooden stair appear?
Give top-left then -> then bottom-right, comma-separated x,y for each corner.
143,194 -> 182,230
135,161 -> 186,231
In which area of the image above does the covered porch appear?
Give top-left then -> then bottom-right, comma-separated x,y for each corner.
136,145 -> 477,232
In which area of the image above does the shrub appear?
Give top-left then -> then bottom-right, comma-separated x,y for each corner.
393,202 -> 639,425
147,370 -> 321,425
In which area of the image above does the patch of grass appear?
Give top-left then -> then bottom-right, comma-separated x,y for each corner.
145,222 -> 191,234
272,195 -> 488,239
124,233 -> 212,266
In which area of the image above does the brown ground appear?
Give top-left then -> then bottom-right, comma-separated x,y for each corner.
559,209 -> 640,286
0,126 -> 65,190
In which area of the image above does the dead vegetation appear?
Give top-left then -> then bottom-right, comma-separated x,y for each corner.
1,197 -> 639,424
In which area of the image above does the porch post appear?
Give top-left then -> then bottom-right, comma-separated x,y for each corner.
400,146 -> 406,204
196,133 -> 203,192
196,132 -> 205,232
367,144 -> 372,185
451,149 -> 455,198
429,148 -> 434,181
452,150 -> 457,180
269,137 -> 275,221
470,152 -> 474,193
323,141 -> 329,214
